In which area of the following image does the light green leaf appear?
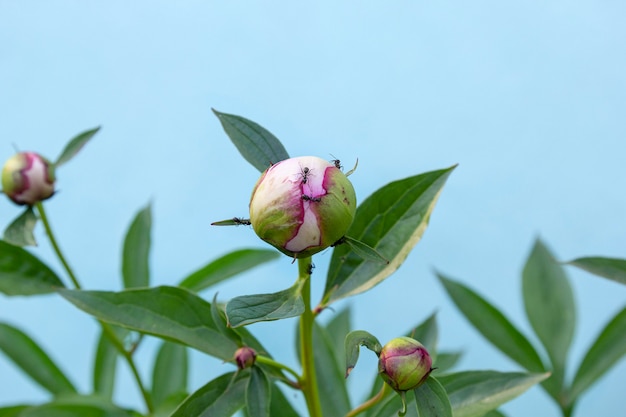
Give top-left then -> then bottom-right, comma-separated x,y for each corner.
413,376 -> 453,417
483,410 -> 507,417
345,330 -> 382,378
226,280 -> 304,327
246,367 -> 270,417
438,371 -> 549,417
152,341 -> 188,408
54,127 -> 100,167
0,322 -> 76,395
212,109 -> 289,172
567,256 -> 626,286
3,207 -> 38,247
93,327 -> 125,399
433,351 -> 463,374
171,372 -> 247,417
342,236 -> 389,264
179,249 -> 279,292
59,286 -> 238,360
438,273 -> 545,373
326,308 -> 352,372
570,305 -> 626,399
17,395 -> 138,417
0,240 -> 65,295
324,166 -> 455,305
122,203 -> 151,289
314,322 -> 352,416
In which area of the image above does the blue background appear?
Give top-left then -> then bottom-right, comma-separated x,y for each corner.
1,2 -> 625,416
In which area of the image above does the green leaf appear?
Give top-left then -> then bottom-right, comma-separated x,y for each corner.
341,236 -> 389,264
0,322 -> 76,395
268,384 -> 300,417
410,312 -> 438,359
483,410 -> 507,417
570,305 -> 626,399
433,351 -> 462,374
54,126 -> 100,167
17,395 -> 138,417
226,280 -> 304,327
438,273 -> 545,372
326,307 -> 352,372
246,367 -> 270,417
3,207 -> 38,247
438,371 -> 549,417
0,240 -> 65,295
93,327 -> 126,399
0,405 -> 30,417
567,256 -> 626,286
211,294 -> 243,345
59,286 -> 238,360
522,239 -> 575,390
324,166 -> 455,305
345,330 -> 382,378
152,341 -> 188,408
212,109 -> 289,172
413,376 -> 453,417
179,249 -> 279,292
171,372 -> 247,417
122,203 -> 152,289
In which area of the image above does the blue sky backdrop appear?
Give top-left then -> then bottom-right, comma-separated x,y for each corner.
1,2 -> 625,416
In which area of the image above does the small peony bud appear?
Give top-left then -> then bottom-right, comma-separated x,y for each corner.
249,156 -> 356,259
378,337 -> 433,392
234,346 -> 257,370
2,152 -> 56,206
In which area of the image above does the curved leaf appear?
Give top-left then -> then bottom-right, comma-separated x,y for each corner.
567,256 -> 626,286
152,341 -> 188,408
54,127 -> 100,167
122,203 -> 152,289
59,286 -> 238,360
323,166 -> 455,305
212,109 -> 289,172
413,376 -> 452,417
3,207 -> 38,247
0,322 -> 76,395
246,367 -> 270,417
171,372 -> 247,417
345,330 -> 382,378
179,249 -> 279,292
0,240 -> 65,295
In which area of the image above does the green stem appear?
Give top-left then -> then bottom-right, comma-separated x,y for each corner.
345,383 -> 389,417
298,257 -> 323,417
256,355 -> 301,386
35,202 -> 154,413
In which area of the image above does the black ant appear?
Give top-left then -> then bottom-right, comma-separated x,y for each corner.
300,167 -> 310,184
232,217 -> 251,226
307,262 -> 316,275
302,194 -> 321,203
330,154 -> 342,170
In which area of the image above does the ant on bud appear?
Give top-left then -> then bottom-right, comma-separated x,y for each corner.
232,217 -> 251,226
330,154 -> 342,170
300,167 -> 311,184
302,194 -> 321,203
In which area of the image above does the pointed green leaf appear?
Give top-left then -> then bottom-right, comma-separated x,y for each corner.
433,351 -> 463,374
152,341 -> 188,408
212,109 -> 289,172
171,372 -> 247,417
122,203 -> 151,289
268,383 -> 300,417
179,249 -> 279,292
567,256 -> 626,286
211,294 -> 243,345
570,305 -> 626,399
0,322 -> 76,395
246,367 -> 270,417
314,322 -> 352,416
326,308 -> 352,372
413,376 -> 453,417
438,371 -> 549,417
522,239 -> 575,389
342,236 -> 389,264
345,330 -> 382,378
226,280 -> 304,327
324,166 -> 455,305
409,312 -> 438,359
59,286 -> 238,360
54,127 -> 100,167
3,207 -> 38,247
0,240 -> 65,295
17,395 -> 138,417
438,273 -> 545,372
0,405 -> 30,417
93,327 -> 125,399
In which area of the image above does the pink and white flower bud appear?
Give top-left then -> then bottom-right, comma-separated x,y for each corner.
234,346 -> 257,370
1,152 -> 56,206
378,337 -> 433,392
249,156 -> 356,259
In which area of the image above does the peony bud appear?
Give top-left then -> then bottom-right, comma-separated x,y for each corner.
249,156 -> 356,259
1,152 -> 56,206
234,346 -> 257,370
378,337 -> 433,392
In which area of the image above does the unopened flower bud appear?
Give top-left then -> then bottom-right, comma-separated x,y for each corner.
234,346 -> 257,370
249,156 -> 356,259
2,152 -> 56,206
378,337 -> 432,392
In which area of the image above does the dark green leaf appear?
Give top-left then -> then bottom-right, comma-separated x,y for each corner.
268,384 -> 300,417
246,367 -> 270,417
0,322 -> 76,395
413,377 -> 452,417
409,312 -> 438,359
179,249 -> 279,293
342,236 -> 389,264
483,410 -> 507,417
438,273 -> 545,372
152,392 -> 189,417
0,240 -> 65,295
3,207 -> 38,247
324,166 -> 455,305
522,239 -> 575,389
0,405 -> 30,417
433,351 -> 462,374
122,203 -> 151,289
17,395 -> 138,417
152,341 -> 188,408
567,256 -> 626,286
59,286 -> 238,360
171,372 -> 247,417
93,327 -> 125,399
226,280 -> 304,327
570,305 -> 626,399
212,109 -> 289,172
438,371 -> 549,417
211,294 -> 242,345
345,330 -> 382,378
54,127 -> 100,167
314,322 -> 352,416
326,308 -> 352,372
